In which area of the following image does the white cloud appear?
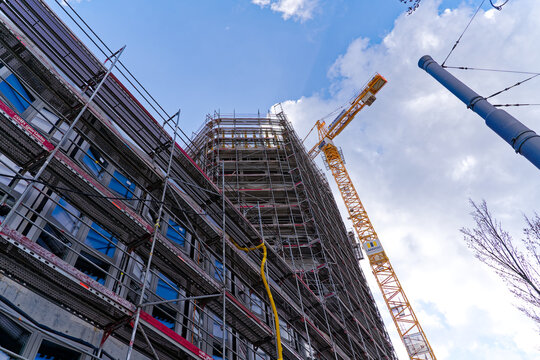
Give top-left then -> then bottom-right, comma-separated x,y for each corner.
60,0 -> 87,6
61,0 -> 83,5
451,155 -> 477,181
251,0 -> 318,22
280,0 -> 540,359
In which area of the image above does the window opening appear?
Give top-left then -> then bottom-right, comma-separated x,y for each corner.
35,340 -> 81,360
212,314 -> 230,360
30,107 -> 59,135
191,307 -> 204,347
166,219 -> 186,247
84,222 -> 117,257
108,170 -> 136,199
280,317 -> 294,344
0,312 -> 31,356
51,198 -> 82,235
74,251 -> 109,285
36,223 -> 72,259
0,74 -> 35,114
250,292 -> 264,316
127,255 -> 152,304
254,348 -> 269,360
214,260 -> 225,281
156,274 -> 179,300
82,147 -> 109,180
152,274 -> 179,330
213,317 -> 224,339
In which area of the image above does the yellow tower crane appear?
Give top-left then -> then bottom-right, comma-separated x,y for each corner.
306,74 -> 436,360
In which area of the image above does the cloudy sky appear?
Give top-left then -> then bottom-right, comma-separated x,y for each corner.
53,0 -> 539,359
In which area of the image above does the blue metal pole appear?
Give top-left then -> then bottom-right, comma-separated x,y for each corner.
418,55 -> 540,170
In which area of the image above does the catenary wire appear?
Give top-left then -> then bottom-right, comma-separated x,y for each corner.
442,66 -> 540,75
442,0 -> 486,67
485,73 -> 540,99
493,103 -> 540,107
490,0 -> 510,10
441,66 -> 540,101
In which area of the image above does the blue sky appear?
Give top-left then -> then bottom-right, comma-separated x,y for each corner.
49,1 -> 540,359
51,0 -> 464,133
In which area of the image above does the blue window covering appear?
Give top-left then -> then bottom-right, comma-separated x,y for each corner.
74,252 -> 109,285
82,147 -> 108,179
156,274 -> 179,300
166,219 -> 186,246
0,74 -> 34,113
85,222 -> 117,257
51,198 -> 81,234
153,274 -> 179,329
108,170 -> 135,199
213,318 -> 224,339
214,260 -> 224,281
152,306 -> 175,330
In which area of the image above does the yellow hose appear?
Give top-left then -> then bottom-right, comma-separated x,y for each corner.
230,239 -> 283,360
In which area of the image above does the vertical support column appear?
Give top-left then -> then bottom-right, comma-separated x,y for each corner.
125,109 -> 181,360
275,111 -> 315,356
0,46 -> 126,232
279,114 -> 340,360
221,161 -> 227,360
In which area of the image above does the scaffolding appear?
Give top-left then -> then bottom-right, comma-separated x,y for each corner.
0,1 -> 398,360
0,1 -> 303,359
190,113 -> 397,360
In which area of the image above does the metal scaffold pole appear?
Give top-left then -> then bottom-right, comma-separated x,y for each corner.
0,46 -> 125,232
222,160 -> 227,360
125,109 -> 181,360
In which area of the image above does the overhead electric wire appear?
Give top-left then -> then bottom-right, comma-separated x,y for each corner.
493,103 -> 540,107
441,65 -> 540,103
442,0 -> 486,67
436,0 -> 540,110
490,0 -> 510,10
442,66 -> 540,75
485,73 -> 540,99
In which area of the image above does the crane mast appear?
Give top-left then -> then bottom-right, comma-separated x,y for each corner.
309,74 -> 437,360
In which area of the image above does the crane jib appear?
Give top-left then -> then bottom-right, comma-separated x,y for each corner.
307,72 -> 437,360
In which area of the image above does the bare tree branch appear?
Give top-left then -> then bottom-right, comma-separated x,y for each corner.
461,199 -> 540,331
400,0 -> 422,14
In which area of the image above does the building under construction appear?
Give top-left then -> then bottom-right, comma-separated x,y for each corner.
189,113 -> 396,360
0,1 -> 396,360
